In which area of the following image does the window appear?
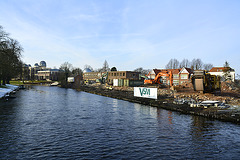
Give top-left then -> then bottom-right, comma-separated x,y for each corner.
173,74 -> 179,79
173,80 -> 179,85
117,73 -> 119,76
120,73 -> 122,76
180,74 -> 188,79
123,73 -> 125,76
114,73 -> 116,76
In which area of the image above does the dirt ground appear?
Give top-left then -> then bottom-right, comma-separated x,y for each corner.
102,80 -> 240,106
173,81 -> 240,105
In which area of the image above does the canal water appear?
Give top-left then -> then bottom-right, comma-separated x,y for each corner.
0,86 -> 240,159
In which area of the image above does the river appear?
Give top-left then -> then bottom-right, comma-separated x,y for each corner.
0,86 -> 240,159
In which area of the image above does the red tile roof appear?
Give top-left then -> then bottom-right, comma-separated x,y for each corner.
209,67 -> 234,72
153,68 -> 191,75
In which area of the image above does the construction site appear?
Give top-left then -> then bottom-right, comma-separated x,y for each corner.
74,67 -> 240,124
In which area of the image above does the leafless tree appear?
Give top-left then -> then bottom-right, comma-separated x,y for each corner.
102,60 -> 110,72
0,26 -> 23,85
203,63 -> 213,71
84,64 -> 93,71
180,59 -> 190,68
134,67 -> 150,75
72,67 -> 83,76
165,59 -> 179,69
60,62 -> 73,87
191,58 -> 203,70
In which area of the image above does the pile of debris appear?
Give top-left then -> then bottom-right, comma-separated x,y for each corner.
221,81 -> 240,93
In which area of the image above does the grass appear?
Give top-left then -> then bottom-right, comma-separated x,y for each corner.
9,80 -> 55,85
9,81 -> 24,85
1,80 -> 56,86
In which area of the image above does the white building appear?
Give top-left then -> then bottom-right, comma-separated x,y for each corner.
209,67 -> 235,82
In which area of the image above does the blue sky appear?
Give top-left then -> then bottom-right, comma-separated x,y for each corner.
0,0 -> 239,75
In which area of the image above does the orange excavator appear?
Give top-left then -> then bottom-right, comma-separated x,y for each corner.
144,71 -> 173,86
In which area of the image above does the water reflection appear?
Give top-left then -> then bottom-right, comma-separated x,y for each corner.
133,103 -> 157,118
156,108 -> 174,126
191,116 -> 217,139
0,86 -> 240,159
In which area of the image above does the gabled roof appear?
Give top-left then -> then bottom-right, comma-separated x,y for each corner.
179,67 -> 192,74
209,67 -> 235,72
152,68 -> 191,75
184,67 -> 192,73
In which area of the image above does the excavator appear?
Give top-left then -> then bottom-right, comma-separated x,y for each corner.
144,71 -> 173,86
96,72 -> 108,84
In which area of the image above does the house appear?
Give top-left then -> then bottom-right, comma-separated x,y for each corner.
209,67 -> 235,82
146,67 -> 192,86
178,67 -> 192,85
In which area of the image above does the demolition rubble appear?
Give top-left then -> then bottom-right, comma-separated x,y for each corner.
77,80 -> 240,124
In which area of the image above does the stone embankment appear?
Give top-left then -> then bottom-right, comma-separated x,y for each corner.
77,84 -> 240,124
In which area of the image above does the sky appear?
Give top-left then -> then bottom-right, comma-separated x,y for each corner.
0,0 -> 239,76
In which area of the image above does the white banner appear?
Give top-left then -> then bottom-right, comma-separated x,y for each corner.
134,87 -> 157,99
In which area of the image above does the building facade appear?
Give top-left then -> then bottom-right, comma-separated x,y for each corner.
37,69 -> 61,81
146,67 -> 192,86
209,67 -> 235,82
21,61 -> 62,81
107,71 -> 140,84
83,71 -> 141,85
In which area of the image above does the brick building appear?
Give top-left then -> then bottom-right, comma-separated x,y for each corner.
83,71 -> 141,85
146,67 -> 192,86
107,71 -> 140,84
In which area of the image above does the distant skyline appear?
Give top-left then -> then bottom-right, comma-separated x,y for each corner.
0,0 -> 239,76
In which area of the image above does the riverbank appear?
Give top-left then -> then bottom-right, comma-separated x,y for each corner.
77,84 -> 240,124
0,84 -> 19,99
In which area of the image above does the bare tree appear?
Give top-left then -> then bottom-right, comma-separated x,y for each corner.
72,67 -> 83,76
0,27 -> 23,85
203,63 -> 213,71
134,67 -> 143,73
191,58 -> 203,70
134,67 -> 151,75
165,59 -> 179,69
59,62 -> 73,87
102,60 -> 110,72
84,64 -> 93,71
180,59 -> 190,68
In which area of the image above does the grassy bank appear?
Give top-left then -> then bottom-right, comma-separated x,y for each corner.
9,80 -> 55,85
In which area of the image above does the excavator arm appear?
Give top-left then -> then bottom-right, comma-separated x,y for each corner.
144,71 -> 173,86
